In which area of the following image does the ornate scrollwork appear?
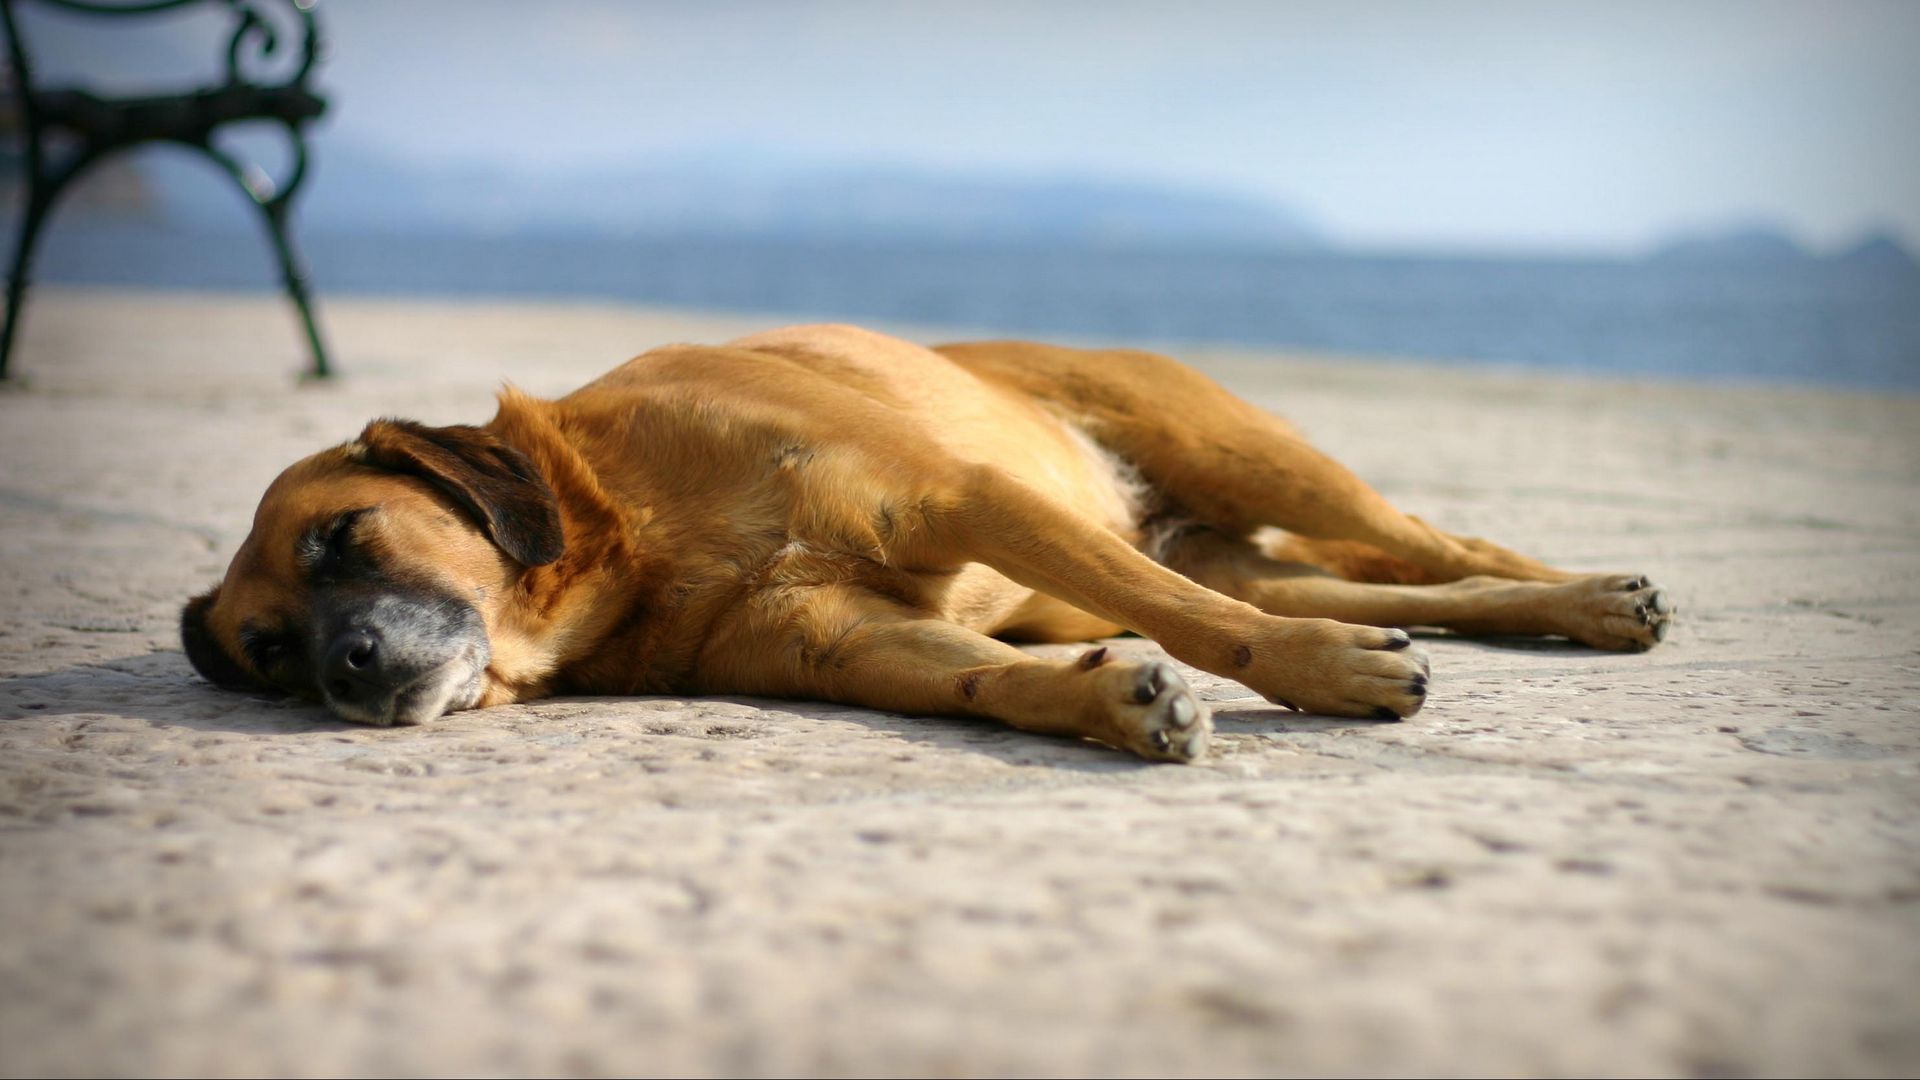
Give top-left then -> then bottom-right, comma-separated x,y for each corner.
34,0 -> 321,88
221,0 -> 319,87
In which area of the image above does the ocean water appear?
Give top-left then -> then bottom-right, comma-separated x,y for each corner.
24,222 -> 1920,389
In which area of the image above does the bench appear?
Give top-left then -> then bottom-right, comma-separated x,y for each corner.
1,0 -> 333,381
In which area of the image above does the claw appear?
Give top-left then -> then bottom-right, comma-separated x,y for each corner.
1133,667 -> 1162,704
1168,696 -> 1198,729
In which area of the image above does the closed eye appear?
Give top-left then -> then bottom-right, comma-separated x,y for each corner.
325,514 -> 355,561
300,508 -> 370,576
239,626 -> 293,673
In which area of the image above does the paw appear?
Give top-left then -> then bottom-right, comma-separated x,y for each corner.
1240,621 -> 1431,720
1086,652 -> 1211,762
1557,574 -> 1675,651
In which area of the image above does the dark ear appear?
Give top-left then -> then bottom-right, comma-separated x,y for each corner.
357,419 -> 565,567
180,588 -> 260,689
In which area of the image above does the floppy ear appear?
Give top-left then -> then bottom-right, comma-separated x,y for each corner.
180,588 -> 261,689
356,419 -> 566,567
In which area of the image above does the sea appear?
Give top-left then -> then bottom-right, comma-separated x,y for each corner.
24,222 -> 1920,390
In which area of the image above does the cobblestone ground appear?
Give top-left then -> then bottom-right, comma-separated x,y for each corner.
2,289 -> 1917,1077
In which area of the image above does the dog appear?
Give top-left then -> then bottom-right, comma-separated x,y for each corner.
181,325 -> 1672,761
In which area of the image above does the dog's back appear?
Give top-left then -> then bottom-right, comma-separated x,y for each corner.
563,324 -> 1141,536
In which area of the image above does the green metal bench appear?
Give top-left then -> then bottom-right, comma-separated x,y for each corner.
1,0 -> 333,381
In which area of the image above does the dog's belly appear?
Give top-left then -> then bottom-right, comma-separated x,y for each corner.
920,561 -> 1121,643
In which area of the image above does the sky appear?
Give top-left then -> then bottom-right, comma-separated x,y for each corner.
19,0 -> 1920,255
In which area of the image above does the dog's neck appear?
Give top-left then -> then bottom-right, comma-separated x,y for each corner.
477,389 -> 669,702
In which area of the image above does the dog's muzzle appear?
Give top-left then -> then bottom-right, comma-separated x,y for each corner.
315,591 -> 490,726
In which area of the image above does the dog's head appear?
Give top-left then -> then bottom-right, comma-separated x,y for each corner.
181,419 -> 564,725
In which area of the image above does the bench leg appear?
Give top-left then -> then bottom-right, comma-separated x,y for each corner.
259,200 -> 332,380
205,131 -> 334,381
1,191 -> 51,384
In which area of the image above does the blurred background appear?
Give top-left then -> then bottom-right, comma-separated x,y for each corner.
5,0 -> 1919,386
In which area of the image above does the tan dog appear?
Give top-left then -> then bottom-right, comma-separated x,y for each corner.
181,325 -> 1672,761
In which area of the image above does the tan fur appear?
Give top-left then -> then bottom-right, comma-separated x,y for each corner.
189,325 -> 1673,762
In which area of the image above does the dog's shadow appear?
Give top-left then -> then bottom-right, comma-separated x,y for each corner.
0,650 -> 356,735
0,653 -> 1179,774
1207,708 -> 1385,735
1411,629 -> 1622,654
0,650 -> 1361,772
0,631 -> 1624,770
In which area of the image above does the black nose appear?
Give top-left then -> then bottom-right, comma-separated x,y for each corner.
323,630 -> 384,702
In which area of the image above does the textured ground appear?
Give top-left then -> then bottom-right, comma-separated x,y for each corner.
2,287 -> 1917,1077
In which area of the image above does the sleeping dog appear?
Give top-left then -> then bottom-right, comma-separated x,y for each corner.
182,325 -> 1671,761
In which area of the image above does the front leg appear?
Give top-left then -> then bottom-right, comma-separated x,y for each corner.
698,589 -> 1212,762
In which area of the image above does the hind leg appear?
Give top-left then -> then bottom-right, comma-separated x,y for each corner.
865,460 -> 1432,721
1162,528 -> 1674,651
938,341 -> 1673,644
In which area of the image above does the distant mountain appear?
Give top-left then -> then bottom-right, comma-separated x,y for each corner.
1648,223 -> 1811,265
1649,221 -> 1920,275
1833,230 -> 1920,274
120,146 -> 1326,251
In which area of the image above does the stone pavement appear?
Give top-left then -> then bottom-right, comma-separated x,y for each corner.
1,287 -> 1917,1076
